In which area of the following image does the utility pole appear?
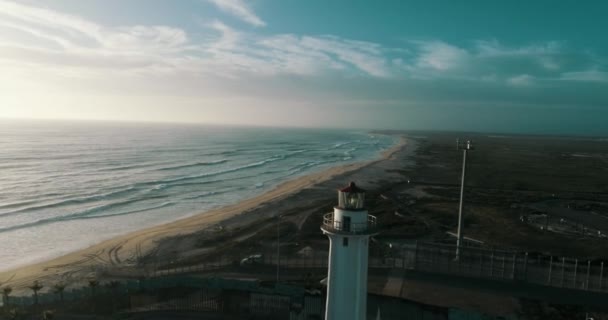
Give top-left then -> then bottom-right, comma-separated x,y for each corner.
456,139 -> 474,260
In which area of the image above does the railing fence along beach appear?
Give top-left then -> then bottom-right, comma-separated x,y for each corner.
398,242 -> 608,292
2,241 -> 608,317
1,275 -> 516,320
4,241 -> 608,296
114,241 -> 607,294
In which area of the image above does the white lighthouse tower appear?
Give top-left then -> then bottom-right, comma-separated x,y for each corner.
321,182 -> 377,320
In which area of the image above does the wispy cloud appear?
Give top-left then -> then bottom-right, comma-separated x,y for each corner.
507,74 -> 535,86
0,0 -> 188,53
403,39 -> 607,85
0,0 -> 191,76
414,41 -> 469,71
0,0 -> 606,90
475,40 -> 562,57
0,0 -> 393,79
193,22 -> 393,78
296,36 -> 389,77
560,70 -> 608,82
205,0 -> 266,27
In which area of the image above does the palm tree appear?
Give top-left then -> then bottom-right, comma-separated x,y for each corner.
2,286 -> 12,307
28,281 -> 43,305
52,283 -> 66,303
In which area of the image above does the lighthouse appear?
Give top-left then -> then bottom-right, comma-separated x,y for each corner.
321,182 -> 377,320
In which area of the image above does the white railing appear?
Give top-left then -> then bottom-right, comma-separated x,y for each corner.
321,213 -> 377,234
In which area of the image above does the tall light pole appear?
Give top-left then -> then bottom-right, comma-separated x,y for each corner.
456,139 -> 474,260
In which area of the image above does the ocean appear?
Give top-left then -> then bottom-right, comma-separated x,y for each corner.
0,120 -> 395,271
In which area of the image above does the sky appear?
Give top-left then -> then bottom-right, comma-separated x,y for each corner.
1,0 -> 607,134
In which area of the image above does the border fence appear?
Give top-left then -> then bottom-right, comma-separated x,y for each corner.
3,241 -> 608,319
177,242 -> 608,294
86,241 -> 608,294
1,275 -> 519,320
385,242 -> 608,293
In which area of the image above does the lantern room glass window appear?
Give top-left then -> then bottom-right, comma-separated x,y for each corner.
338,191 -> 365,209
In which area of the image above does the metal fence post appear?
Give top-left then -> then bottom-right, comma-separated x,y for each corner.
574,259 -> 578,289
523,252 -> 529,282
512,253 -> 517,280
413,240 -> 419,270
586,260 -> 591,290
479,251 -> 484,277
561,257 -> 566,287
490,250 -> 495,277
600,262 -> 604,291
548,256 -> 553,285
430,246 -> 436,271
457,246 -> 462,275
501,254 -> 506,279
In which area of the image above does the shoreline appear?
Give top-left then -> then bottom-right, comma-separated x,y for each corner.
0,135 -> 410,291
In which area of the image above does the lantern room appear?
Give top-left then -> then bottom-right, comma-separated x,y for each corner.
338,181 -> 365,210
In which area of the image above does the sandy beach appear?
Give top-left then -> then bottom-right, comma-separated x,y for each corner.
0,135 -> 413,293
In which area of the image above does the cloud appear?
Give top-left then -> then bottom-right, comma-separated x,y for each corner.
507,74 -> 535,86
0,0 -> 606,114
0,0 -> 395,79
402,39 -> 608,86
101,25 -> 188,52
414,41 -> 469,71
560,70 -> 608,82
0,0 -> 187,53
190,21 -> 393,77
207,20 -> 239,50
0,1 -> 203,82
205,0 -> 266,27
297,36 -> 389,77
250,34 -> 391,77
475,40 -> 562,57
2,2 -> 608,133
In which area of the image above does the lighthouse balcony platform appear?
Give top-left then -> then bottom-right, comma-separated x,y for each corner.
321,213 -> 378,235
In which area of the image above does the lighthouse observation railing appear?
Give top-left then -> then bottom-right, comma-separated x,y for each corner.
321,212 -> 377,234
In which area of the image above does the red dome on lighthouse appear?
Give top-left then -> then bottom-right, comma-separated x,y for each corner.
339,181 -> 365,193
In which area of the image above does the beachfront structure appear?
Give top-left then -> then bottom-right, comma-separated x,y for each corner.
321,182 -> 378,320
